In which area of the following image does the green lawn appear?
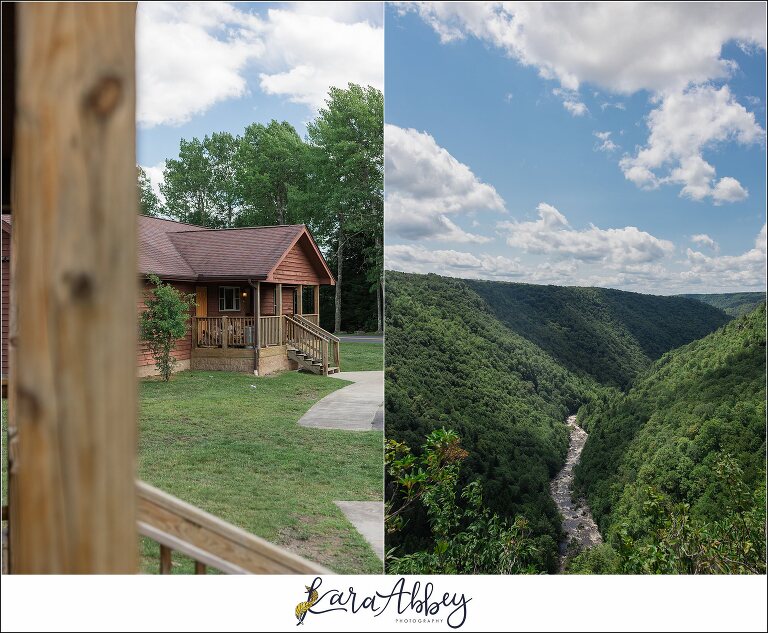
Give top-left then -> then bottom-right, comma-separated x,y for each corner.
1,342 -> 384,574
338,341 -> 383,372
139,340 -> 383,574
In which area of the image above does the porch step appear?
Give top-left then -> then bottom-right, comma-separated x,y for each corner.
287,348 -> 339,376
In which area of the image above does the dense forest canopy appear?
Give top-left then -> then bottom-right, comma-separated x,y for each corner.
467,280 -> 730,388
137,84 -> 383,333
384,272 -> 739,573
679,292 -> 766,317
574,303 -> 766,572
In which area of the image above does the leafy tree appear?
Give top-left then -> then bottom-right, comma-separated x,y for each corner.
235,120 -> 306,226
137,165 -> 160,217
305,84 -> 383,332
139,274 -> 194,381
205,132 -> 241,227
386,429 -> 541,574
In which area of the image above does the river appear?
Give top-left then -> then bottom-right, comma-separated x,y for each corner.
549,415 -> 602,572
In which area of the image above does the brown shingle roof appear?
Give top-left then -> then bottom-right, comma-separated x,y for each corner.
137,216 -> 330,282
168,224 -> 305,279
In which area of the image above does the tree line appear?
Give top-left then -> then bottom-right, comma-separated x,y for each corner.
137,84 -> 383,333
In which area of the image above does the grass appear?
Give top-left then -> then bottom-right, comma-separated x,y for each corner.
1,342 -> 384,574
338,341 -> 383,372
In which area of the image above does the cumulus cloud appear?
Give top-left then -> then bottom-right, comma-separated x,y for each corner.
400,2 -> 766,202
141,163 -> 166,201
619,85 -> 764,202
683,224 -> 767,288
136,2 -> 383,127
385,124 -> 505,242
497,202 -> 674,265
690,234 -> 719,251
594,131 -> 619,153
385,243 -> 522,279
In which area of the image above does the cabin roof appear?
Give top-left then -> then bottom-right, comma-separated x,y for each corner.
137,216 -> 333,283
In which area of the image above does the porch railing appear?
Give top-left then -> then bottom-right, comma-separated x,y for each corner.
294,314 -> 340,371
136,480 -> 331,574
259,316 -> 281,347
302,313 -> 319,326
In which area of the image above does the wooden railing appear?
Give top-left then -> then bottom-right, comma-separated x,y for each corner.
195,316 -> 283,348
259,315 -> 282,347
136,480 -> 331,575
294,314 -> 340,371
285,316 -> 329,373
301,313 -> 319,326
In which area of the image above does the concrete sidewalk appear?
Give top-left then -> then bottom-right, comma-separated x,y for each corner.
335,501 -> 384,562
298,371 -> 383,431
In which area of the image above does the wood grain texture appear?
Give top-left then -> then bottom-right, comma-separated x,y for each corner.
137,481 -> 331,575
10,2 -> 138,573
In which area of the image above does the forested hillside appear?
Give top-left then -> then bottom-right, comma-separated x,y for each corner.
384,272 -> 736,573
467,280 -> 730,388
574,304 -> 766,572
679,292 -> 765,317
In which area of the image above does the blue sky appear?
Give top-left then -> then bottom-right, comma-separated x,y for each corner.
136,1 -> 383,188
384,3 -> 767,294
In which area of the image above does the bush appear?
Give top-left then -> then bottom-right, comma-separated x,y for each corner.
139,274 -> 194,381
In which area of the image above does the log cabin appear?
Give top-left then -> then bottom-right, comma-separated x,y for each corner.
1,215 -> 340,379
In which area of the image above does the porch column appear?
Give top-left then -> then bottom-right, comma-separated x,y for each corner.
255,281 -> 261,349
314,285 -> 320,315
10,2 -> 138,573
297,284 -> 303,316
276,283 -> 283,344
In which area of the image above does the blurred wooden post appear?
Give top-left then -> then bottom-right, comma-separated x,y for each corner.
276,283 -> 283,343
159,545 -> 172,574
221,315 -> 229,349
9,2 -> 138,573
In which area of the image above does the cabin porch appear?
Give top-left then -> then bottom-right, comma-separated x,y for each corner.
190,281 -> 340,375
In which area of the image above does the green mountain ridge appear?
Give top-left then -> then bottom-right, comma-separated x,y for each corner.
678,291 -> 766,318
574,303 -> 766,560
385,271 -> 736,572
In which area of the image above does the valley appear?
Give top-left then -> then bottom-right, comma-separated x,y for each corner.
384,271 -> 766,575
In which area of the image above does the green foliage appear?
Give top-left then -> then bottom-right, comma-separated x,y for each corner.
468,280 -> 730,388
565,543 -> 621,574
235,121 -> 306,226
137,165 -> 160,217
575,304 -> 766,573
386,430 -> 541,574
679,292 -> 766,317
139,274 -> 194,381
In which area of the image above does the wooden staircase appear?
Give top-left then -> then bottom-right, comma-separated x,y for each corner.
285,315 -> 341,376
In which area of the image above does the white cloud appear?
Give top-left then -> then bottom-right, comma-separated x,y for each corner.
386,243 -> 522,279
400,2 -> 767,203
399,2 -> 766,94
498,202 -> 674,265
690,234 -> 719,251
141,163 -> 166,201
601,101 -> 626,111
594,131 -> 619,153
385,124 -> 505,242
683,224 -> 767,289
136,2 -> 383,127
553,88 -> 588,117
620,85 -> 764,202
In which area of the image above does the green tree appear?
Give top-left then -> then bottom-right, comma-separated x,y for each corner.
235,120 -> 306,226
139,275 -> 194,381
305,84 -> 383,332
205,132 -> 241,227
137,165 -> 160,217
386,429 -> 541,574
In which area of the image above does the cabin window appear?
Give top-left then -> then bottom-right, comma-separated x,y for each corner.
219,286 -> 241,312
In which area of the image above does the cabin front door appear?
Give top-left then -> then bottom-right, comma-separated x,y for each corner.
195,286 -> 207,317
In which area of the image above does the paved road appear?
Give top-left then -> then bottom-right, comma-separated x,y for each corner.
337,335 -> 383,344
298,371 -> 384,431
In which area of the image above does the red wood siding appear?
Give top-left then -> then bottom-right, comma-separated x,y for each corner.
136,280 -> 195,368
1,224 -> 10,376
272,236 -> 325,285
282,287 -> 295,316
205,283 -> 248,318
260,284 -> 276,316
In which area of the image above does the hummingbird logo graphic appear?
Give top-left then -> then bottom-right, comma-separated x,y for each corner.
294,584 -> 320,626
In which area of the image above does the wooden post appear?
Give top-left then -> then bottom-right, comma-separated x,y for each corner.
297,284 -> 303,316
322,339 -> 329,376
276,283 -> 283,344
255,282 -> 261,349
195,560 -> 206,575
314,285 -> 320,316
10,3 -> 138,573
159,545 -> 172,574
221,316 -> 229,349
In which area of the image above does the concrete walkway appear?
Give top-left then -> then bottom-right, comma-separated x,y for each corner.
298,371 -> 383,431
335,501 -> 384,562
337,334 -> 383,344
